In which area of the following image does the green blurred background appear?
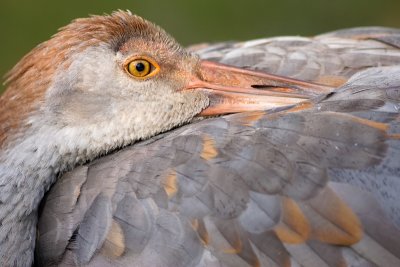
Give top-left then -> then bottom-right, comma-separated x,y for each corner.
1,0 -> 400,93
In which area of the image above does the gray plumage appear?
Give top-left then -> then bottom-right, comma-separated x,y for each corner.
34,26 -> 400,266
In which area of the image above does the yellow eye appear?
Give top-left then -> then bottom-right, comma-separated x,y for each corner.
127,58 -> 157,78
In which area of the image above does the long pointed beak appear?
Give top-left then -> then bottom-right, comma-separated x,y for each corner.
184,60 -> 334,116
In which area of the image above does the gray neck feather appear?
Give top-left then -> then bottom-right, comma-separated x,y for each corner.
0,117 -> 131,265
0,124 -> 74,266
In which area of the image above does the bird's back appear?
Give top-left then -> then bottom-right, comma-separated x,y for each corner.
193,27 -> 400,84
36,27 -> 400,267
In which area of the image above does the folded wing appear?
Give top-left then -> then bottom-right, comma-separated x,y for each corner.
36,28 -> 400,267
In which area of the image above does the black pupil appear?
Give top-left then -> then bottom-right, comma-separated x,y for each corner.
135,62 -> 145,72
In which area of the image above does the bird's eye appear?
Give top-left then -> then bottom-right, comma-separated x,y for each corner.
126,57 -> 159,79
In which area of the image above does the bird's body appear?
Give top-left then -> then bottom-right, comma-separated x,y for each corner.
0,11 -> 400,267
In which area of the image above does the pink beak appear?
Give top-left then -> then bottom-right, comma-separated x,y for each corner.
184,60 -> 333,116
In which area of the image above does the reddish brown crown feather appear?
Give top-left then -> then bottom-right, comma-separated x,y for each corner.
0,11 -> 176,149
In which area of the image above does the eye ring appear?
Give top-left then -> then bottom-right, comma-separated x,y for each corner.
124,56 -> 160,79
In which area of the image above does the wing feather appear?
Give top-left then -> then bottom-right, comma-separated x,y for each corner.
37,28 -> 400,266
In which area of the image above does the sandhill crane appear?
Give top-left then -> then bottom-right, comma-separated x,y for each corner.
1,11 -> 400,267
